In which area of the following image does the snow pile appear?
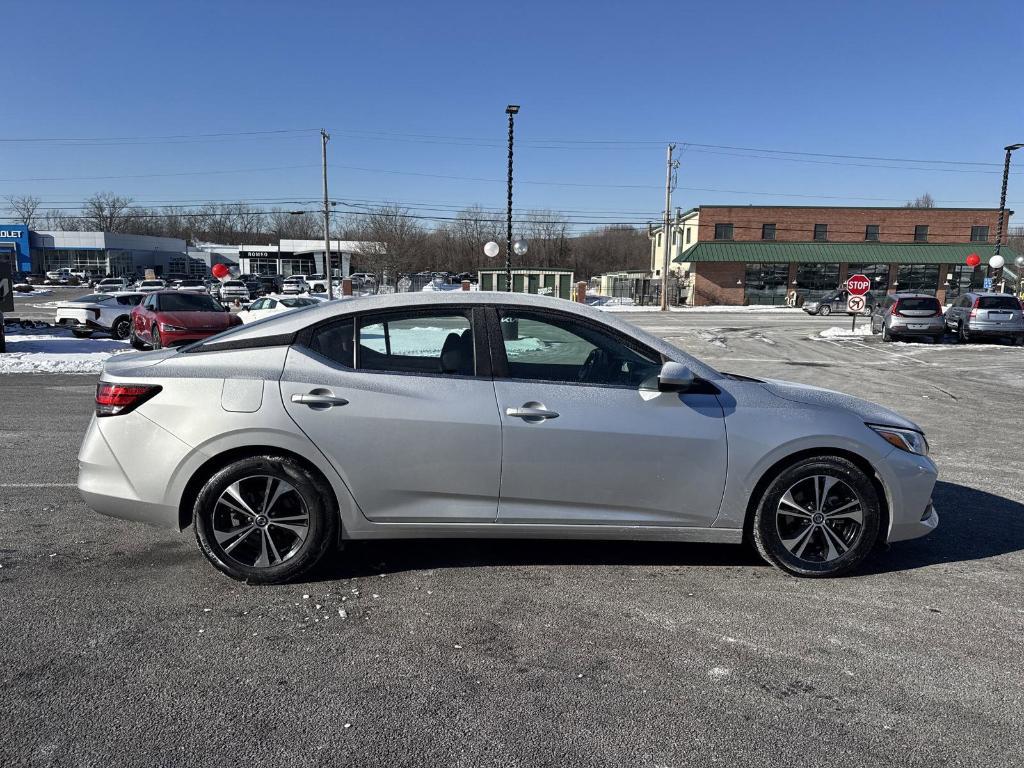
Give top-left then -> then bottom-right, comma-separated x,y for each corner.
817,324 -> 874,340
0,330 -> 131,374
598,303 -> 798,314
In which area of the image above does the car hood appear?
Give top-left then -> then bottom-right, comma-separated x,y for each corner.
758,378 -> 922,432
157,310 -> 234,328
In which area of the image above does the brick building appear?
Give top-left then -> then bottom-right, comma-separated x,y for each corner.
650,205 -> 1018,306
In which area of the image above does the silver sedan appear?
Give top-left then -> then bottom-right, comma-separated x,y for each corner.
78,292 -> 938,583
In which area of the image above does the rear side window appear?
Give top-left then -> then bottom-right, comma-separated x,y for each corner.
358,312 -> 474,375
308,318 -> 355,368
896,297 -> 940,312
977,296 -> 1019,310
116,295 -> 143,306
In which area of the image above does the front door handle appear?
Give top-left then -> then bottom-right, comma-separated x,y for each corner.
291,392 -> 349,408
505,404 -> 559,421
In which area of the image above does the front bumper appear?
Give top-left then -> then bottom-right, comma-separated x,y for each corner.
882,448 -> 940,543
159,328 -> 227,346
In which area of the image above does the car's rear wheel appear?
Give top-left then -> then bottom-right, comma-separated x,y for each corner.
193,456 -> 337,584
881,324 -> 893,342
112,316 -> 132,340
958,321 -> 971,343
752,456 -> 881,577
819,305 -> 831,316
151,324 -> 162,349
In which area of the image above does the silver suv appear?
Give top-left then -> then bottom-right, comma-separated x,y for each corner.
871,293 -> 945,343
219,280 -> 251,303
944,292 -> 1024,344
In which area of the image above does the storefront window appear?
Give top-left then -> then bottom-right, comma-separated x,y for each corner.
946,264 -> 984,300
847,262 -> 889,294
795,262 -> 840,301
895,264 -> 939,294
280,258 -> 316,276
744,262 -> 789,305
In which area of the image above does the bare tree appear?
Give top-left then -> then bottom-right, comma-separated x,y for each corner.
82,192 -> 135,231
905,193 -> 935,208
356,205 -> 425,281
5,195 -> 42,227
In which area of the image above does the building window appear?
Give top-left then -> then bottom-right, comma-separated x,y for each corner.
847,262 -> 889,294
970,226 -> 989,242
743,262 -> 788,305
761,223 -> 776,241
714,223 -> 734,240
686,227 -> 691,244
914,225 -> 929,242
896,264 -> 939,294
865,224 -> 879,241
946,264 -> 985,300
795,262 -> 840,301
813,224 -> 828,241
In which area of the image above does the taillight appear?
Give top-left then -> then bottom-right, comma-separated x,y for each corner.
95,382 -> 161,417
890,302 -> 901,317
969,297 -> 979,319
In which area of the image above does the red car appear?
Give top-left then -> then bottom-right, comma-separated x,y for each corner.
130,290 -> 242,349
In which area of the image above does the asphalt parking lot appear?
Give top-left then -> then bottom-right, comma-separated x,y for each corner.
1,309 -> 1022,767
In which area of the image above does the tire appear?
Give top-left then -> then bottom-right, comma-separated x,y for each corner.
151,324 -> 162,349
958,321 -> 970,344
71,330 -> 93,339
193,455 -> 337,584
111,316 -> 132,341
818,305 -> 831,316
751,456 -> 881,577
129,329 -> 147,350
881,324 -> 893,342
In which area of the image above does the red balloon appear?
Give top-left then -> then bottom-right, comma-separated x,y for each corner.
965,253 -> 981,267
211,263 -> 230,279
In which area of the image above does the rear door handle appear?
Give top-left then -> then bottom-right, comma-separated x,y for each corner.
291,392 -> 349,407
505,405 -> 559,420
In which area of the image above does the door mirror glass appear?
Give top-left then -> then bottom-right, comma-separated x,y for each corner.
656,362 -> 695,392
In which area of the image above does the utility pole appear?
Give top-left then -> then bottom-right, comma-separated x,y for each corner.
321,128 -> 334,300
660,143 -> 677,311
505,105 -> 520,292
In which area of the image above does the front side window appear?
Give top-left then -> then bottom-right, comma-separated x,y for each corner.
248,299 -> 268,310
813,224 -> 828,241
497,311 -> 661,387
358,312 -> 474,375
714,223 -> 734,240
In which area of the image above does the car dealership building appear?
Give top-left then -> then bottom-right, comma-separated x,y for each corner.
650,206 -> 1018,305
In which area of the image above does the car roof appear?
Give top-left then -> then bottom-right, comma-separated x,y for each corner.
200,291 -> 719,379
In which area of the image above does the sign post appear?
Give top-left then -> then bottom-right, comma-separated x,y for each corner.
0,258 -> 13,353
846,273 -> 870,331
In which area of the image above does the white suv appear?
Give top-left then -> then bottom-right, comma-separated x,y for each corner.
281,275 -> 310,295
54,292 -> 145,339
95,277 -> 131,293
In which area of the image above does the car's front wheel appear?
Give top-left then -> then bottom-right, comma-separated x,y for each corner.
752,456 -> 881,577
193,456 -> 337,584
818,305 -> 831,316
151,324 -> 162,349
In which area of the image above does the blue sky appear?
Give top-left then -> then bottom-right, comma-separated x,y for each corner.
4,0 -> 1023,231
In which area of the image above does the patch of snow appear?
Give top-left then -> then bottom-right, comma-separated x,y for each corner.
598,304 -> 798,314
816,325 -> 875,340
0,329 -> 131,374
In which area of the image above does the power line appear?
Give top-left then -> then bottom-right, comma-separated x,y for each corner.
0,128 -> 320,144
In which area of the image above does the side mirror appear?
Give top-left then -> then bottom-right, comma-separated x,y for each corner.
657,361 -> 695,392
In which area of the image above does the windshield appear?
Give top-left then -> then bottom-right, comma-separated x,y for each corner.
977,296 -> 1019,309
99,278 -> 123,284
157,293 -> 222,312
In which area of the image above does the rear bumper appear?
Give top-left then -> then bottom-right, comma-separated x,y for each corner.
889,322 -> 945,335
965,322 -> 1024,336
56,317 -> 109,332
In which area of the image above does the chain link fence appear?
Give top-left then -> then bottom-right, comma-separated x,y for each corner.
592,275 -> 686,307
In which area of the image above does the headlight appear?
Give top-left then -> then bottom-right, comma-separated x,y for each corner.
869,424 -> 929,456
159,322 -> 187,332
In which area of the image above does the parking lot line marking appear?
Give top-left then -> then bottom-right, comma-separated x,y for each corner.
0,483 -> 77,488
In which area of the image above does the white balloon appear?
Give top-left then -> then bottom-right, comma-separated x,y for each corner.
484,241 -> 500,258
512,238 -> 529,256
989,254 -> 1005,269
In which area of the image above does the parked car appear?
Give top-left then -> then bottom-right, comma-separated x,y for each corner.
219,280 -> 251,304
257,275 -> 283,295
281,275 -> 311,295
46,268 -> 75,282
870,293 -> 945,343
80,292 -> 937,584
137,279 -> 167,294
95,277 -> 131,294
243,278 -> 263,298
176,279 -> 209,293
944,292 -> 1024,344
129,290 -> 242,349
236,294 -> 325,323
306,274 -> 329,293
54,292 -> 145,339
802,289 -> 877,316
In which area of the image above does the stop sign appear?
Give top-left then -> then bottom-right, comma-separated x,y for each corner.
847,273 -> 871,295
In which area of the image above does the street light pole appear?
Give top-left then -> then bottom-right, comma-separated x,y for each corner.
994,144 -> 1023,261
505,105 -> 519,292
321,128 -> 334,300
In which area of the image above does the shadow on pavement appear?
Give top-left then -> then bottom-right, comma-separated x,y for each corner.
315,480 -> 1022,581
861,479 -> 1024,574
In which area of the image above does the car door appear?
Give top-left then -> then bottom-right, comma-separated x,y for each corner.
280,306 -> 502,523
488,307 -> 727,527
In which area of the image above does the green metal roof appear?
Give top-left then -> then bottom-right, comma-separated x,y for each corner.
674,241 -> 1020,265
